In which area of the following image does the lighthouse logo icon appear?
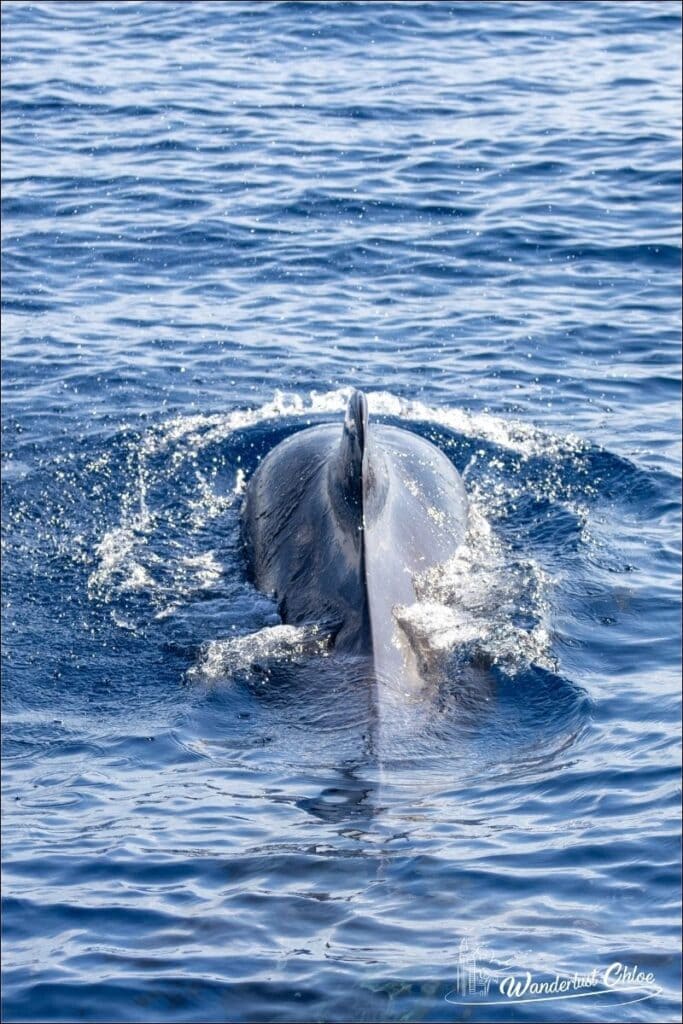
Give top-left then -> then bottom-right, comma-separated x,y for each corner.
455,938 -> 478,996
453,937 -> 493,997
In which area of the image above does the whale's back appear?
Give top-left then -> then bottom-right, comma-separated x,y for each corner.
241,392 -> 468,678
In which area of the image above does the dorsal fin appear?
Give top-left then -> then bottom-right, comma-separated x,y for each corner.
343,389 -> 368,460
331,390 -> 369,519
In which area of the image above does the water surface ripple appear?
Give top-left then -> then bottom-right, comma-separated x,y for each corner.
2,3 -> 681,1023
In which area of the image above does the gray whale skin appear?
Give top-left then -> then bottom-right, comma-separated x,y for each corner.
241,391 -> 468,687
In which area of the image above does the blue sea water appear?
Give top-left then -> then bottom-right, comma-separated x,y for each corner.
1,2 -> 681,1022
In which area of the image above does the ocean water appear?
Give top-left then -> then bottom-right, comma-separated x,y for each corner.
1,2 -> 681,1022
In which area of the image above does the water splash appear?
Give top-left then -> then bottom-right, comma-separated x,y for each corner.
189,624 -> 334,683
87,388 -> 584,674
396,507 -> 555,675
140,386 -> 587,461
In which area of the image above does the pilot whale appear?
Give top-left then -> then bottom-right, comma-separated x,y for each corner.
241,391 -> 468,688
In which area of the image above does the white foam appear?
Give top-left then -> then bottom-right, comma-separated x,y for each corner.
178,550 -> 223,588
137,387 -> 585,462
187,471 -> 235,528
395,504 -> 555,674
88,525 -> 157,598
188,624 -> 332,683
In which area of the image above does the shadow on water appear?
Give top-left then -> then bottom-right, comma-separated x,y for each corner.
295,767 -> 379,824
183,637 -> 591,834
